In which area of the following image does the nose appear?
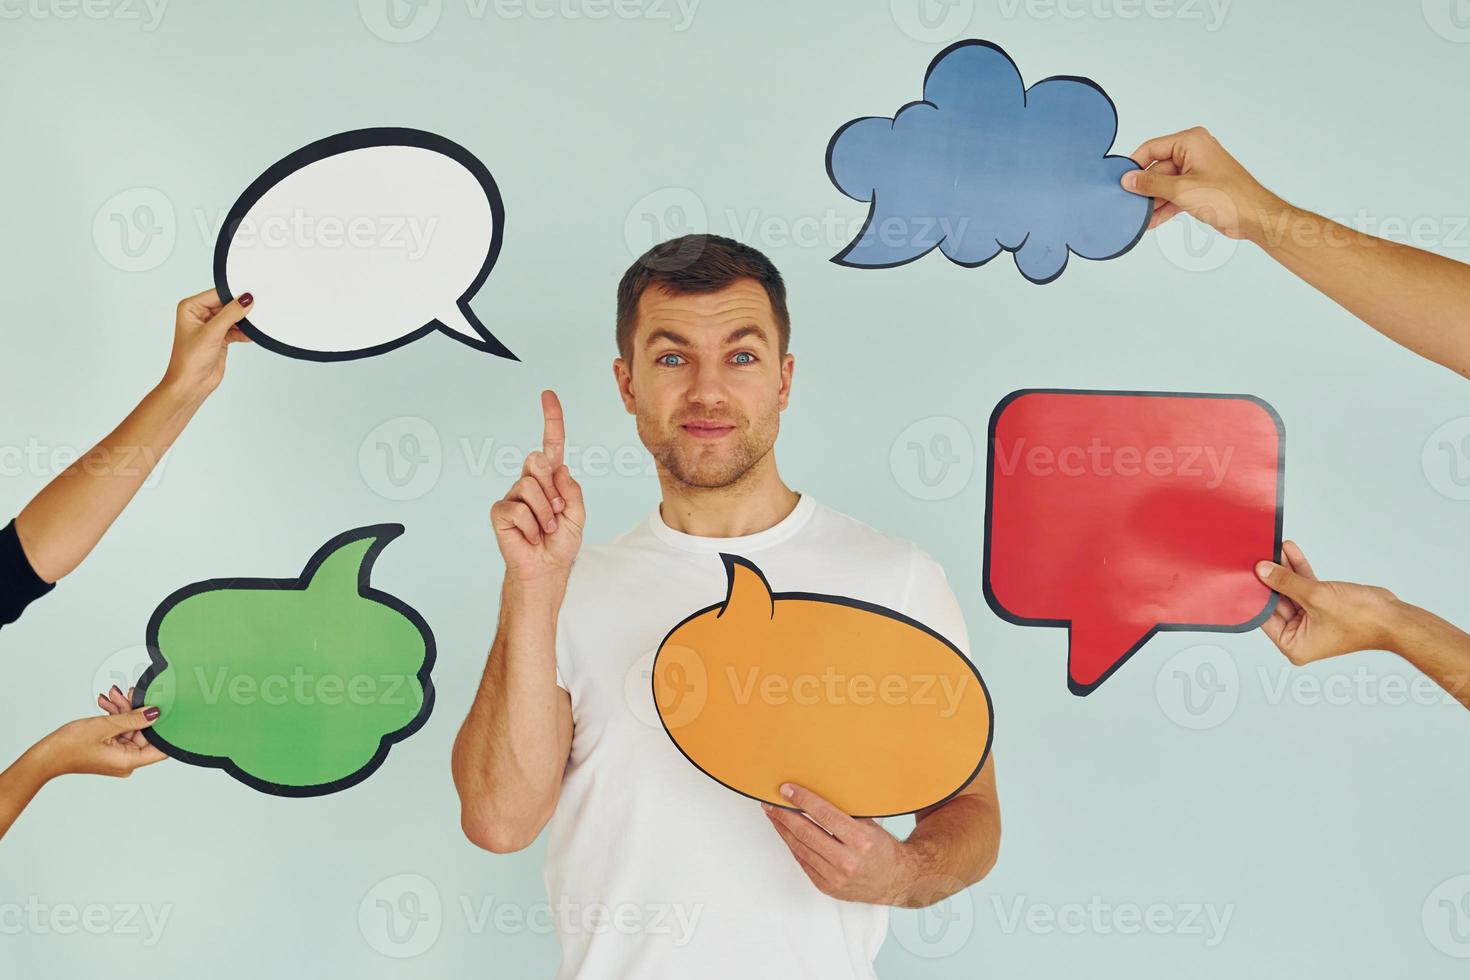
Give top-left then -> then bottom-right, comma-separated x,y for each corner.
685,357 -> 729,410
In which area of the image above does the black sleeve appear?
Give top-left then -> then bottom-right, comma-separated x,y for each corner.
0,519 -> 54,628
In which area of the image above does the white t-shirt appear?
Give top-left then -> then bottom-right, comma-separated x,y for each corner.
544,492 -> 972,980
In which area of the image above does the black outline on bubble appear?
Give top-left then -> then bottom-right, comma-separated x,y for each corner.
980,389 -> 1286,697
650,554 -> 995,819
131,524 -> 437,798
824,39 -> 1151,284
212,127 -> 514,361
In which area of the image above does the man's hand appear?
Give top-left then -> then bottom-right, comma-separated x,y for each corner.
162,288 -> 254,403
762,783 -> 920,906
1121,126 -> 1285,242
489,390 -> 586,588
1255,540 -> 1404,665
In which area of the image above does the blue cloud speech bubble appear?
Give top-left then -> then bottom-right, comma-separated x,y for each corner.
826,40 -> 1150,284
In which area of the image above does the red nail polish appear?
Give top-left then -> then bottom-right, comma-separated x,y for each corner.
144,707 -> 160,720
239,292 -> 254,307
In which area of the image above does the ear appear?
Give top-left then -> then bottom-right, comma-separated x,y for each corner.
777,352 -> 795,412
613,357 -> 636,414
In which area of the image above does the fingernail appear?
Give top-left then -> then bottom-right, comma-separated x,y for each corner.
1255,561 -> 1275,579
239,292 -> 253,307
761,802 -> 773,813
780,783 -> 794,799
547,517 -> 558,532
1121,171 -> 1137,190
552,497 -> 565,511
110,684 -> 122,695
143,707 -> 160,720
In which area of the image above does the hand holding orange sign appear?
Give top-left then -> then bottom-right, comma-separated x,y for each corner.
653,555 -> 992,818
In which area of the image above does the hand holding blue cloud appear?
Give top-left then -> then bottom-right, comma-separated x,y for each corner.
826,40 -> 1150,284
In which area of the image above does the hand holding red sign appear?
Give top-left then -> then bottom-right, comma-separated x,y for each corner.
984,389 -> 1284,695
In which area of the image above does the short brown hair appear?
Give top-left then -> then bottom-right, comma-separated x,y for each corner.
616,234 -> 790,363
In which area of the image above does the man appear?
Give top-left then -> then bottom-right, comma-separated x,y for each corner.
1122,127 -> 1470,708
452,234 -> 1000,978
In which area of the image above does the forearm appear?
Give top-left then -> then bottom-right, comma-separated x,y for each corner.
0,745 -> 55,840
896,792 -> 1001,908
15,380 -> 206,583
452,575 -> 571,850
1254,204 -> 1470,379
1388,601 -> 1470,711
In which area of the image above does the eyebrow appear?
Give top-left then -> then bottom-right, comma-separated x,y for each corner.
644,324 -> 770,350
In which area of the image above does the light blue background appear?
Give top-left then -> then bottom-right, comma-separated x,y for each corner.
3,1 -> 1470,977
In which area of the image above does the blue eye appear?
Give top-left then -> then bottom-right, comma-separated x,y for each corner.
657,353 -> 684,367
732,352 -> 756,365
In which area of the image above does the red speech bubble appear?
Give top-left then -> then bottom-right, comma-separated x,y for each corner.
983,389 -> 1284,695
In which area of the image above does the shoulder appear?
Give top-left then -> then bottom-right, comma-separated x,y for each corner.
804,501 -> 933,571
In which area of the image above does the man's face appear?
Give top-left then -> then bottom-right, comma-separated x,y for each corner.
615,278 -> 793,490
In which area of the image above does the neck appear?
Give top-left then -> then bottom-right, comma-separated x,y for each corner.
656,452 -> 799,538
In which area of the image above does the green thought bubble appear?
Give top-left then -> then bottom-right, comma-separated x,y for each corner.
132,524 -> 435,797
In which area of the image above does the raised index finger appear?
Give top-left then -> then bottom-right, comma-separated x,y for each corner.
541,389 -> 566,471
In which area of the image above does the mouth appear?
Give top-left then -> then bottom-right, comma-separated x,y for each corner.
680,419 -> 736,440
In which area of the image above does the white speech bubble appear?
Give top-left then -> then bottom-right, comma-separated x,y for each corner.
214,128 -> 510,361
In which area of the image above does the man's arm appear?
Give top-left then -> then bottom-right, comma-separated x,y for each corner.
763,548 -> 1000,906
452,577 -> 575,852
451,390 -> 585,853
1256,540 -> 1470,710
14,289 -> 253,584
762,759 -> 1000,908
1122,127 -> 1470,379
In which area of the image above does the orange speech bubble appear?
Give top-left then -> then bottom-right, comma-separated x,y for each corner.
652,555 -> 993,818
